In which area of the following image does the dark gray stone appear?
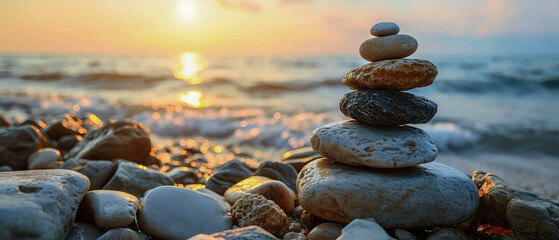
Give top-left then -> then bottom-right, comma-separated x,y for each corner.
339,90 -> 437,126
66,222 -> 104,240
102,160 -> 173,198
253,161 -> 298,193
58,134 -> 81,151
43,114 -> 86,140
0,169 -> 90,240
65,120 -> 151,165
0,125 -> 45,170
165,167 -> 201,185
190,226 -> 278,240
205,159 -> 253,195
60,158 -> 117,190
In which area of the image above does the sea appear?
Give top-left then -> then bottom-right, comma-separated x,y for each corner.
1,53 -> 559,198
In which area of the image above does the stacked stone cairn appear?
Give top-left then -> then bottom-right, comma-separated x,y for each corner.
297,22 -> 480,229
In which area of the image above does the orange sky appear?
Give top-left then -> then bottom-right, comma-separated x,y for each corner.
1,0 -> 559,56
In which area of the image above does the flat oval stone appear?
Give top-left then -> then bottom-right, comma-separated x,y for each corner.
297,159 -> 479,228
343,59 -> 438,91
77,190 -> 139,230
370,22 -> 399,37
339,90 -> 437,126
27,148 -> 62,170
310,121 -> 437,168
359,34 -> 417,62
137,186 -> 232,239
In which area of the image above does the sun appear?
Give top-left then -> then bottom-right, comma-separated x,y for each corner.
178,1 -> 197,22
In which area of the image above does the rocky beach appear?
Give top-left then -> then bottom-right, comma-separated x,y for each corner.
1,22 -> 559,240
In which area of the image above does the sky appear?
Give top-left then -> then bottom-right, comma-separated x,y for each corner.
1,0 -> 559,56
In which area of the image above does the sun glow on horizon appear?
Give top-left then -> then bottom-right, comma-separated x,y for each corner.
179,90 -> 204,108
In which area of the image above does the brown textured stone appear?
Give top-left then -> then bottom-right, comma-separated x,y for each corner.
473,171 -> 559,240
230,193 -> 289,238
342,59 -> 437,91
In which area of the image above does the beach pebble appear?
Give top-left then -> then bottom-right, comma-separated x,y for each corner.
284,232 -> 306,240
338,218 -> 395,240
65,120 -> 152,165
98,228 -> 141,240
58,134 -> 81,151
293,205 -> 304,219
44,114 -> 86,140
343,59 -> 438,91
300,210 -> 326,230
224,176 -> 295,214
359,34 -> 417,62
27,148 -> 62,170
231,193 -> 290,238
310,121 -> 437,168
0,165 -> 12,172
165,167 -> 201,185
60,158 -> 117,190
0,169 -> 90,239
77,190 -> 138,230
282,147 -> 317,160
370,22 -> 400,36
0,116 -> 10,127
473,171 -> 559,240
283,156 -> 321,173
253,161 -> 298,193
297,159 -> 479,227
206,159 -> 253,195
427,227 -> 469,240
102,160 -> 173,198
66,222 -> 104,240
339,90 -> 437,126
138,186 -> 232,240
189,226 -> 278,240
0,125 -> 45,170
20,118 -> 47,129
307,222 -> 343,240
196,188 -> 231,211
394,229 -> 417,240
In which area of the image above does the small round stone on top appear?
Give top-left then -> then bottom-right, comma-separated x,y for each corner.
370,22 -> 400,37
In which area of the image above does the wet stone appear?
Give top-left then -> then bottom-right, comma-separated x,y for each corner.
0,169 -> 90,240
60,158 -> 117,190
205,159 -> 253,195
339,90 -> 437,126
0,125 -> 45,170
27,148 -> 62,170
77,190 -> 139,230
224,176 -> 295,214
102,160 -> 173,198
253,161 -> 298,193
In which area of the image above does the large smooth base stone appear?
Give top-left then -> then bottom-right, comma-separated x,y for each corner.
339,90 -> 437,126
342,59 -> 438,91
297,159 -> 479,228
310,121 -> 437,168
0,169 -> 90,239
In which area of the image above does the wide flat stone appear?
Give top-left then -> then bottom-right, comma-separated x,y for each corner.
342,59 -> 438,91
339,90 -> 437,126
0,169 -> 90,239
102,160 -> 173,198
77,190 -> 139,230
224,176 -> 295,214
310,121 -> 437,168
138,186 -> 232,240
359,34 -> 417,62
297,159 -> 479,228
0,125 -> 45,170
